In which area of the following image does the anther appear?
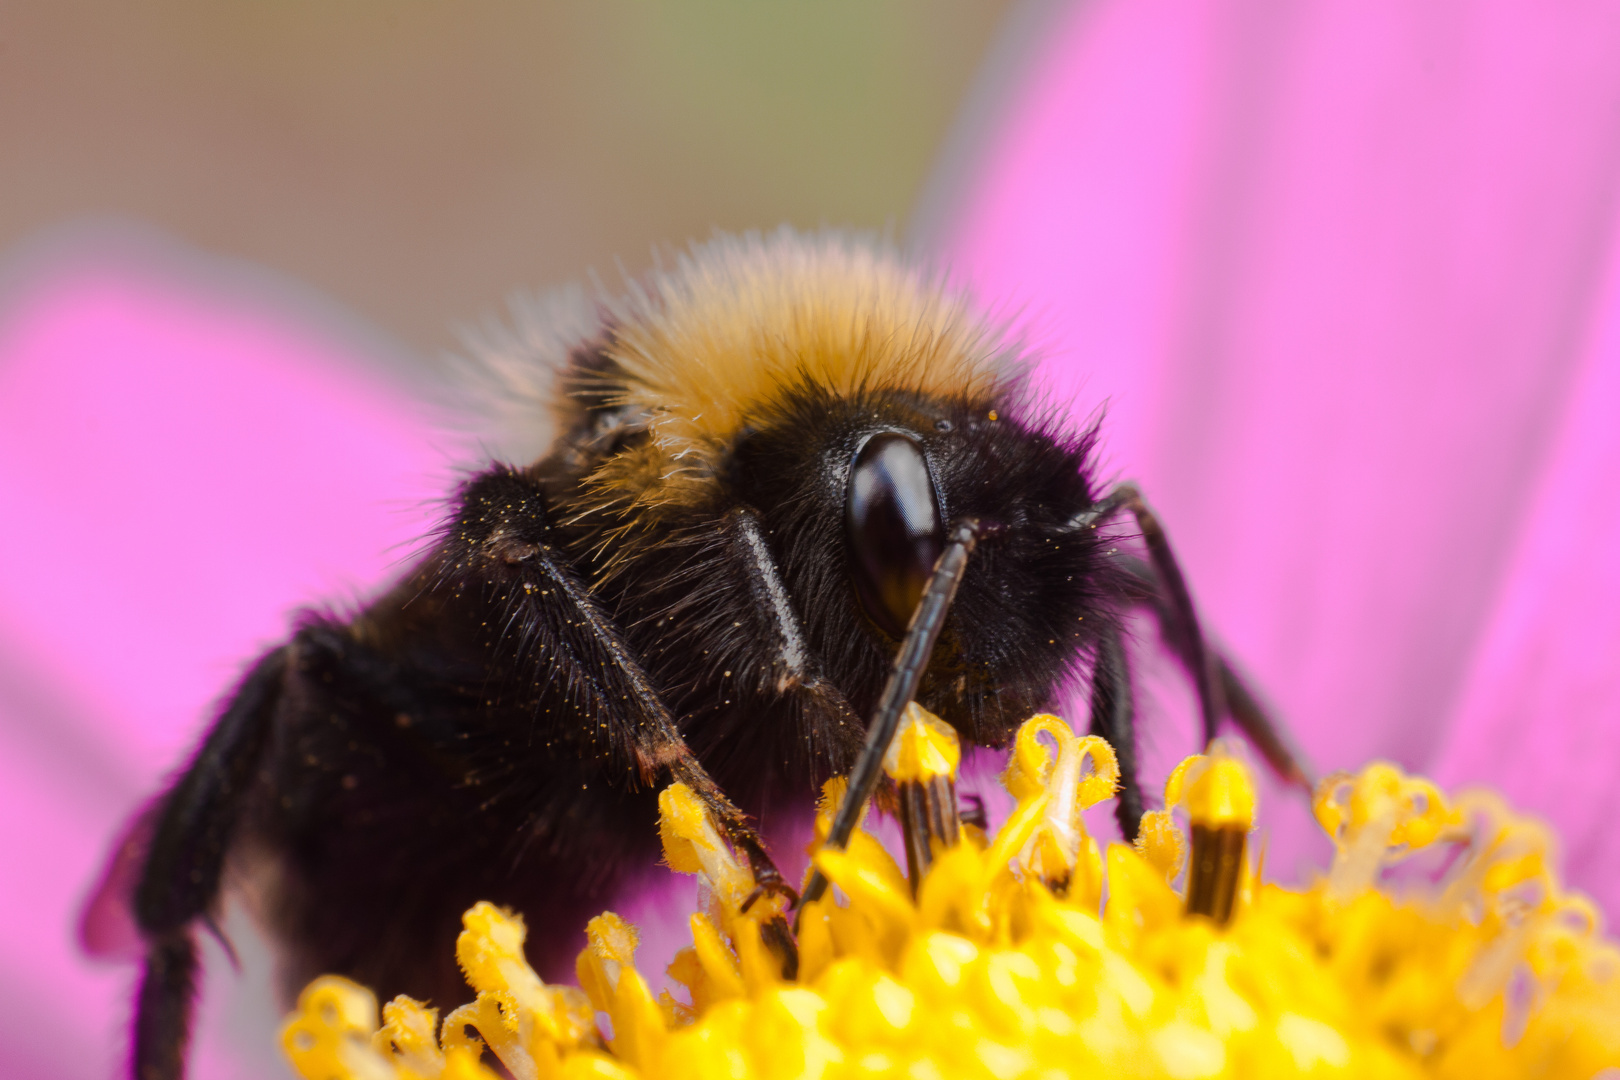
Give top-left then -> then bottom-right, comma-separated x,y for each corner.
1182,747 -> 1256,925
882,702 -> 962,894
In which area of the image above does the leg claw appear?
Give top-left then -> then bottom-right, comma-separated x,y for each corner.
740,870 -> 799,914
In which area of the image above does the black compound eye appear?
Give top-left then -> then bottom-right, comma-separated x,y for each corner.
845,433 -> 944,637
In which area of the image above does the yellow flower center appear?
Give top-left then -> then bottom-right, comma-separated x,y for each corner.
281,710 -> 1620,1080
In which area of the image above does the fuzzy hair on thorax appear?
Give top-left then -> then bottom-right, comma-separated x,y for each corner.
464,228 -> 1019,523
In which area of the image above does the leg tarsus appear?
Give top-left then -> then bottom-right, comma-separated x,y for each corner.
1217,655 -> 1313,790
958,793 -> 988,832
133,933 -> 199,1080
726,816 -> 799,979
739,864 -> 800,914
727,814 -> 799,912
760,916 -> 800,981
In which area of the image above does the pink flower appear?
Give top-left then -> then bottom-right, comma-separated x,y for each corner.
935,1 -> 1620,905
4,5 -> 1620,1075
0,230 -> 444,1079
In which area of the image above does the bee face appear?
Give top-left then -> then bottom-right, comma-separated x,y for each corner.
696,381 -> 1114,772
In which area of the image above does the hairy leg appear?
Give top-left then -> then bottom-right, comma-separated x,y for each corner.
131,647 -> 287,1080
1089,623 -> 1145,840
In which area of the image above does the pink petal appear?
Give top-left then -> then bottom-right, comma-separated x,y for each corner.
0,230 -> 443,1078
940,2 -> 1620,897
1433,195 -> 1620,921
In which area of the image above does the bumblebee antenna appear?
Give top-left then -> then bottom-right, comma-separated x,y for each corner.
797,518 -> 981,915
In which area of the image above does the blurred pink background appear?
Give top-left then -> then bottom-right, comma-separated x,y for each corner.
4,3 -> 1620,1077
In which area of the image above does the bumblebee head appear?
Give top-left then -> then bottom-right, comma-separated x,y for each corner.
487,228 -> 1118,770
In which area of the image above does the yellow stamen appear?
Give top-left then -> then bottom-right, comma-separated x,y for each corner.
884,702 -> 963,890
279,717 -> 1620,1080
1182,749 -> 1257,830
1175,745 -> 1257,925
882,701 -> 961,783
1001,713 -> 1118,901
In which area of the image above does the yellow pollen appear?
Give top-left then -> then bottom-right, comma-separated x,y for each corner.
882,702 -> 961,783
279,716 -> 1620,1080
1181,748 -> 1258,829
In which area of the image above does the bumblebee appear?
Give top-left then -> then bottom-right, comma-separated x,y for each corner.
124,229 -> 1303,1079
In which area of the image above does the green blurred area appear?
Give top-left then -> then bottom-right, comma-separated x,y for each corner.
0,1 -> 1013,351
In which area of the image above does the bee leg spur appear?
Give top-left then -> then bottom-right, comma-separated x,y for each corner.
132,646 -> 287,1080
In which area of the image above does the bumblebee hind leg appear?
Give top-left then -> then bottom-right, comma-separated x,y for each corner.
131,647 -> 286,1080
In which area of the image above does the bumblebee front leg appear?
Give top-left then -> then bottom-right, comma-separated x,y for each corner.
442,468 -> 795,903
132,647 -> 287,1080
718,506 -> 866,771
